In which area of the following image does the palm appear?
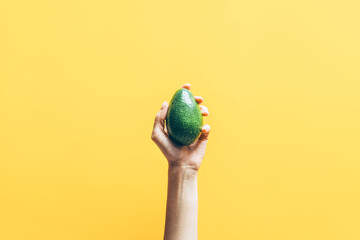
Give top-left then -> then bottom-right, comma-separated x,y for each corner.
166,139 -> 207,169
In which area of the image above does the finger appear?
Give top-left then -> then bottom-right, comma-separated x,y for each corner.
198,124 -> 211,141
194,96 -> 203,104
199,105 -> 209,116
181,83 -> 191,90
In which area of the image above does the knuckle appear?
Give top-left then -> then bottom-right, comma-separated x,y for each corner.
151,132 -> 158,141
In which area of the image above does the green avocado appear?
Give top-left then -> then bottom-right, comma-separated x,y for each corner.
166,88 -> 203,146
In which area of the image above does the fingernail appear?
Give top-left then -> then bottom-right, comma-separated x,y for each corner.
202,125 -> 210,133
161,101 -> 167,110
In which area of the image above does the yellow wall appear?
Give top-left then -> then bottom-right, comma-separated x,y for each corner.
1,1 -> 359,239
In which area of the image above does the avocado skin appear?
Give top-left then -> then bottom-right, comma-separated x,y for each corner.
166,88 -> 203,146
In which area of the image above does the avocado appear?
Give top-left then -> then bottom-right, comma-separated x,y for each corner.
166,88 -> 203,146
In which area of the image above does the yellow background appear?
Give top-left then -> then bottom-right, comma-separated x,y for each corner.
1,0 -> 359,239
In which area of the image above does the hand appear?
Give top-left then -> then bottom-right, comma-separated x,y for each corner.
151,83 -> 210,171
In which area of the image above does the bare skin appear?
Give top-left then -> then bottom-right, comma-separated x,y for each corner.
151,83 -> 210,240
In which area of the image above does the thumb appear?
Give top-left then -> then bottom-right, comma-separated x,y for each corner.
154,101 -> 168,130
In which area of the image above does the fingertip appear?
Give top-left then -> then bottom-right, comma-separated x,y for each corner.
181,83 -> 191,90
194,96 -> 203,104
161,100 -> 168,110
202,124 -> 211,133
200,105 -> 209,116
198,124 -> 211,142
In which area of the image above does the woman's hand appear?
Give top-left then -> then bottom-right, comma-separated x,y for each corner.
151,83 -> 210,171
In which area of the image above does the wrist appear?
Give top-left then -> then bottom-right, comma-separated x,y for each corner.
168,164 -> 198,178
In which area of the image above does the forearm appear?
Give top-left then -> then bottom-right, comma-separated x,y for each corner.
164,165 -> 198,240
